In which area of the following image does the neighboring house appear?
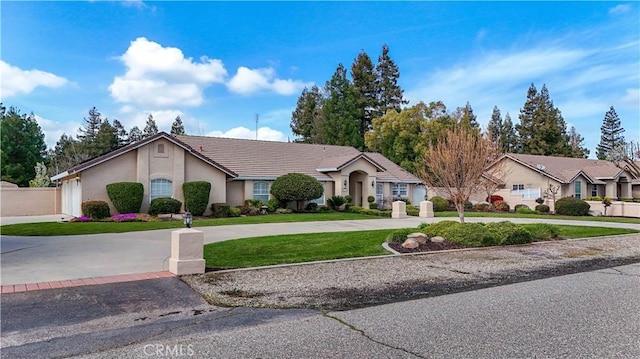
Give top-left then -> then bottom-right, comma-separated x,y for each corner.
490,153 -> 639,201
51,132 -> 422,217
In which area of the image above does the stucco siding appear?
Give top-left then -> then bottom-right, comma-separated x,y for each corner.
0,187 -> 61,216
226,180 -> 244,206
82,151 -> 138,214
185,154 -> 227,215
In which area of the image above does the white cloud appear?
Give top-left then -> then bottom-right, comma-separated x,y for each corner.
0,60 -> 68,97
34,114 -> 79,149
620,88 -> 639,108
109,37 -> 227,107
207,126 -> 287,142
609,4 -> 631,14
227,66 -> 312,95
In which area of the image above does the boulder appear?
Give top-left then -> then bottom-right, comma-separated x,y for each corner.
430,236 -> 445,243
401,238 -> 419,249
407,232 -> 429,245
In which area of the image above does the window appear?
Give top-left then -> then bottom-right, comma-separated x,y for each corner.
253,181 -> 270,204
512,184 -> 525,191
150,179 -> 172,201
574,181 -> 581,199
309,190 -> 325,205
392,183 -> 408,197
591,185 -> 597,197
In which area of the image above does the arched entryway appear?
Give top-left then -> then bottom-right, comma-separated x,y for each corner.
348,170 -> 369,206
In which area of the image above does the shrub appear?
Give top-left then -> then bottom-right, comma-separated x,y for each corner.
429,196 -> 449,212
514,204 -> 530,211
407,207 -> 419,216
367,195 -> 375,204
347,205 -> 365,213
270,173 -> 323,210
484,222 -> 533,245
493,200 -> 510,212
245,199 -> 263,207
535,204 -> 550,213
318,206 -> 334,213
327,195 -> 347,210
149,197 -> 182,215
555,197 -> 590,216
586,196 -> 602,201
305,202 -> 318,211
525,223 -> 560,241
211,203 -> 231,218
106,182 -> 144,214
421,220 -> 459,237
385,228 -> 414,243
238,204 -> 260,216
464,201 -> 473,210
110,213 -> 152,222
473,203 -> 491,212
228,207 -> 241,217
275,208 -> 293,214
183,181 -> 211,216
267,198 -> 285,212
516,207 -> 538,215
82,200 -> 110,220
369,203 -> 378,209
486,195 -> 503,203
441,222 -> 487,247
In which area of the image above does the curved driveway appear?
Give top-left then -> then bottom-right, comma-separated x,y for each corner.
1,216 -> 638,285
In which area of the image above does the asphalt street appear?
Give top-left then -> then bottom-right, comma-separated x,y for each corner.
2,217 -> 639,285
2,264 -> 639,358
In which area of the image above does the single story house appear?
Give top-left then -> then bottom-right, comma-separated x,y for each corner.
489,153 -> 639,201
52,132 -> 423,217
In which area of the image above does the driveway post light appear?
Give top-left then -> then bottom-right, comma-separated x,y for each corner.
183,211 -> 193,228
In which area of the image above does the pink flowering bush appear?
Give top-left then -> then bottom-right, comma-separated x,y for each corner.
110,213 -> 151,222
70,216 -> 92,222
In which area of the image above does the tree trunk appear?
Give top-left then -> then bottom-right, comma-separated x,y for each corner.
455,202 -> 465,223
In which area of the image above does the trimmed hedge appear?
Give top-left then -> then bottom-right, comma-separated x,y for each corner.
149,197 -> 182,215
106,182 -> 144,214
211,203 -> 231,218
82,200 -> 110,220
429,196 -> 449,212
493,200 -> 510,212
183,181 -> 211,216
535,204 -> 550,213
555,197 -> 590,216
270,173 -> 323,210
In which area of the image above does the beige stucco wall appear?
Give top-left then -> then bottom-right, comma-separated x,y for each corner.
184,154 -> 227,215
82,151 -> 138,214
0,187 -> 62,216
226,181 -> 245,206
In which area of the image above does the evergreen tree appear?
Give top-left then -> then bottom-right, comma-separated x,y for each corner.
77,107 -> 104,157
112,119 -> 129,146
142,114 -> 159,138
290,85 -> 325,143
48,133 -> 89,176
374,44 -> 408,118
568,126 -> 590,158
129,126 -> 143,143
596,106 -> 625,160
29,162 -> 50,187
170,116 -> 186,135
351,51 -> 377,148
516,84 -> 571,156
95,120 -> 119,155
0,106 -> 47,186
501,113 -> 517,153
487,106 -> 502,145
322,63 -> 362,148
454,101 -> 479,130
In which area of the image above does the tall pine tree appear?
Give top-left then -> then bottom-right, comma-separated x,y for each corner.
487,106 -> 502,145
568,126 -> 590,158
322,64 -> 362,149
596,106 -> 625,160
374,44 -> 408,118
351,51 -> 377,148
171,116 -> 186,135
291,85 -> 325,143
129,126 -> 143,143
501,113 -> 517,153
0,106 -> 47,186
143,114 -> 159,138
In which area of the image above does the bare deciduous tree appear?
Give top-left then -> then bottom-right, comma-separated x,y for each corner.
418,127 -> 500,223
608,141 -> 640,178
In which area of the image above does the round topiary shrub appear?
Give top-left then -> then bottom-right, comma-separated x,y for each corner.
106,182 -> 144,214
473,203 -> 491,212
555,197 -> 590,216
535,204 -> 550,213
149,197 -> 182,215
211,203 -> 231,218
514,204 -> 530,211
183,181 -> 211,216
429,196 -> 449,212
81,200 -> 110,220
228,207 -> 241,217
270,173 -> 323,210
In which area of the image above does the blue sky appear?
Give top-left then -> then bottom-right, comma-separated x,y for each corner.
2,1 -> 638,158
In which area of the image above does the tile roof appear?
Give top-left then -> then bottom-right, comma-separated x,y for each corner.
504,153 -> 635,184
177,135 -> 422,183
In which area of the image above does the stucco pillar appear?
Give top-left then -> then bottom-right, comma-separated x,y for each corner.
169,229 -> 205,275
392,200 -> 407,219
419,200 -> 434,218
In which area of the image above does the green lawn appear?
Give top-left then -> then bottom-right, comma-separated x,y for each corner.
436,211 -> 640,224
0,213 -> 376,236
204,225 -> 639,269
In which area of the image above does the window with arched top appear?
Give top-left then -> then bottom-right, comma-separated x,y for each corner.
253,181 -> 270,203
150,179 -> 172,201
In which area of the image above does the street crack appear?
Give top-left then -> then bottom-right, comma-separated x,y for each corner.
323,312 -> 427,358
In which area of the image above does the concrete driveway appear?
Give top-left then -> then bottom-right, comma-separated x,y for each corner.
1,217 -> 639,285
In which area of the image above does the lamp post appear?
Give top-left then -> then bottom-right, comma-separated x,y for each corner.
183,211 -> 193,228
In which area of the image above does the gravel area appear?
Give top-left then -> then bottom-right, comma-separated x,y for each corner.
182,234 -> 640,311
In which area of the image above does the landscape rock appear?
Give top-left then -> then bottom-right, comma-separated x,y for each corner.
589,210 -> 602,217
430,236 -> 445,243
401,238 -> 419,249
407,232 -> 429,245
